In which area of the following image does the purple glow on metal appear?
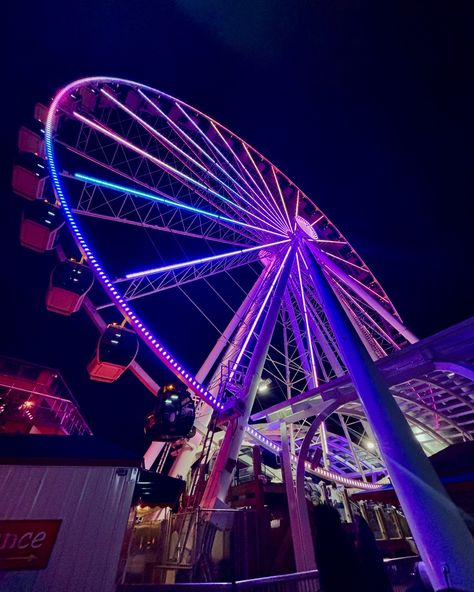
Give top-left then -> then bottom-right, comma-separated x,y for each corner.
293,189 -> 300,231
349,273 -> 391,304
271,166 -> 292,229
310,214 -> 324,227
322,249 -> 368,273
125,238 -> 290,279
295,250 -> 319,387
334,280 -> 401,350
135,90 -> 289,235
74,173 -> 286,237
230,245 -> 293,379
242,143 -> 290,231
244,425 -> 380,490
174,102 -> 289,234
73,110 -> 285,238
206,127 -> 289,231
44,78 -> 226,411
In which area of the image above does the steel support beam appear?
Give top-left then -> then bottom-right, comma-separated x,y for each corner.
168,267 -> 270,479
200,245 -> 296,508
304,243 -> 474,591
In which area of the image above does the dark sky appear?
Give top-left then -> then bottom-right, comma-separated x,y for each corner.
1,1 -> 473,450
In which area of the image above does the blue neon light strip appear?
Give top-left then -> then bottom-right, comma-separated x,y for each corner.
74,173 -> 286,237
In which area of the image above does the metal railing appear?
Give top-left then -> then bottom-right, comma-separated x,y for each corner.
118,555 -> 418,592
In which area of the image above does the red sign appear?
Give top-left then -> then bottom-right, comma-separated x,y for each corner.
0,520 -> 61,571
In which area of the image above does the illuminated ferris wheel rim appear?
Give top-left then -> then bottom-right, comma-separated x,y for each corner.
43,76 -> 410,490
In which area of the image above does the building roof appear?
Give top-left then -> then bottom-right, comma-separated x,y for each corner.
0,434 -> 142,467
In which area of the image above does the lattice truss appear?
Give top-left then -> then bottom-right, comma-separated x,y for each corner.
48,78 -> 474,485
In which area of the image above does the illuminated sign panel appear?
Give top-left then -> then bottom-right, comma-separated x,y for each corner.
0,520 -> 61,570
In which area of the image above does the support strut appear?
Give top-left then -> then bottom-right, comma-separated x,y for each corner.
201,244 -> 296,508
305,242 -> 474,592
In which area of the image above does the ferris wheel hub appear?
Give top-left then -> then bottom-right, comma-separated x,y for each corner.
295,215 -> 318,240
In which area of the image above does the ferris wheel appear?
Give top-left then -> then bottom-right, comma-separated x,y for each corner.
15,76 -> 457,495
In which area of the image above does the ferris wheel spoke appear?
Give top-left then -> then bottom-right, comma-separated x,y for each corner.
207,119 -> 290,230
229,245 -> 294,380
121,238 -> 289,280
137,90 -> 289,235
110,242 -> 285,306
118,250 -> 263,303
59,143 -> 257,244
173,101 -> 289,232
305,243 -> 417,344
293,190 -> 301,230
99,90 -> 287,237
72,111 -> 283,239
272,167 -> 293,230
295,251 -> 319,386
288,279 -> 339,383
242,143 -> 291,231
320,248 -> 370,274
208,124 -> 290,233
72,173 -> 286,239
298,283 -> 345,377
346,273 -> 392,305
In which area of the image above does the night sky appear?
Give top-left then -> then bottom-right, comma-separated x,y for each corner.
2,1 -> 473,451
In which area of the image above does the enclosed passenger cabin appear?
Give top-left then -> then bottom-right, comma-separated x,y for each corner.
12,153 -> 49,200
20,200 -> 64,252
17,117 -> 45,157
46,260 -> 94,315
145,383 -> 195,442
87,324 -> 139,382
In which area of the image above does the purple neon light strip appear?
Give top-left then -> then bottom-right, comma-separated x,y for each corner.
348,273 -> 391,304
293,189 -> 301,231
101,89 -> 287,236
310,214 -> 325,227
244,425 -> 381,490
334,280 -> 401,350
73,172 -> 281,238
242,143 -> 291,231
125,238 -> 290,280
322,250 -> 369,273
73,111 -> 286,239
295,250 -> 319,387
175,103 -> 289,232
229,244 -> 293,381
207,119 -> 291,232
272,166 -> 292,230
45,79 -> 225,411
141,94 -> 288,235
137,90 -> 289,235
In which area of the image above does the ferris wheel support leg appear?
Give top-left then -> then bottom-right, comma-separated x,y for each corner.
201,246 -> 296,509
168,268 -> 269,480
304,245 -> 474,592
